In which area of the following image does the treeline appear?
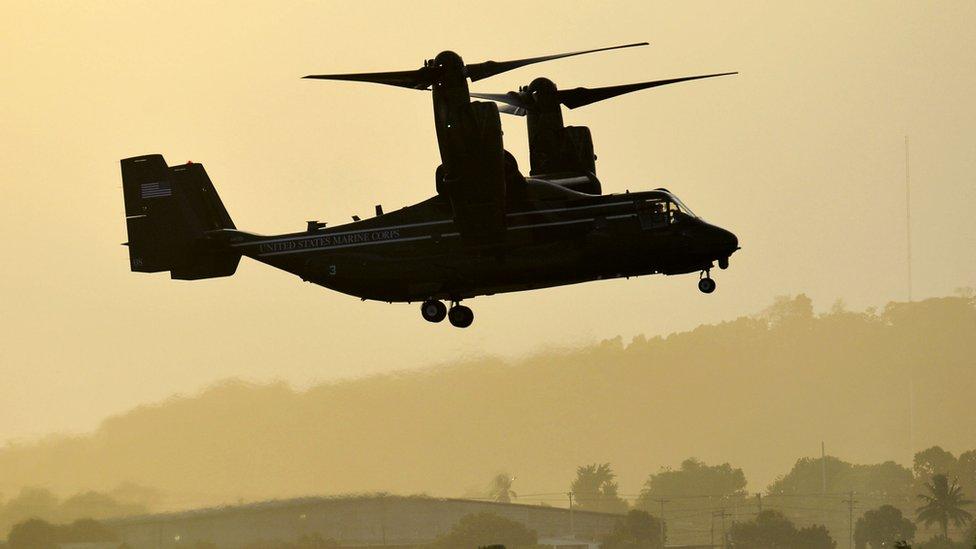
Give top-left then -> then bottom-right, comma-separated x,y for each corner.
0,484 -> 155,542
469,446 -> 976,548
1,518 -> 118,549
518,447 -> 975,547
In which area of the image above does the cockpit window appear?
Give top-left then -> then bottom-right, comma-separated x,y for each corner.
666,193 -> 697,218
649,188 -> 698,219
635,192 -> 698,229
636,198 -> 673,228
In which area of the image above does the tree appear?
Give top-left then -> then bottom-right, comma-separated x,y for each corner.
61,518 -> 118,542
760,294 -> 814,328
915,448 -> 959,482
638,458 -> 747,505
0,486 -> 151,537
911,446 -> 976,523
59,490 -> 148,520
488,473 -> 517,503
729,510 -> 835,549
601,509 -> 664,549
5,517 -> 117,548
951,450 -> 976,509
768,456 -> 912,498
571,463 -> 628,514
730,510 -> 799,548
0,487 -> 59,535
795,524 -> 837,549
6,518 -> 59,549
635,457 -> 748,542
854,505 -> 916,549
430,512 -> 537,548
916,474 -> 974,542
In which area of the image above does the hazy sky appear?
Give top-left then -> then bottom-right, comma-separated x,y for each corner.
2,2 -> 974,442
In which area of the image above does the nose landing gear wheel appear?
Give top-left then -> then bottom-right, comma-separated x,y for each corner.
698,277 -> 716,294
421,300 -> 447,323
448,304 -> 474,328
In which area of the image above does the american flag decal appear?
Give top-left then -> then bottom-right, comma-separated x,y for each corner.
140,181 -> 172,199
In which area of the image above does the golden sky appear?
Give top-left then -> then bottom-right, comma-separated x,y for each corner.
1,1 -> 974,442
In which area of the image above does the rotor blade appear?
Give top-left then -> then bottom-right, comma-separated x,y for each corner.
470,91 -> 532,110
465,42 -> 649,82
495,103 -> 528,117
303,67 -> 433,90
558,72 -> 737,109
468,93 -> 528,116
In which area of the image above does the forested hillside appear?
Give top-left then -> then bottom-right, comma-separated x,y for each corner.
1,295 -> 973,511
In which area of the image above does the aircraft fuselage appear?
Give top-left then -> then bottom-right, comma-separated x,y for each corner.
225,185 -> 738,303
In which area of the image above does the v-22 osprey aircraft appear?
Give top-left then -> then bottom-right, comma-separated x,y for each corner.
121,43 -> 739,328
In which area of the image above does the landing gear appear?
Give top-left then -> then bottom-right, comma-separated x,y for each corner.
698,271 -> 716,294
448,303 -> 474,328
421,300 -> 447,323
420,299 -> 474,327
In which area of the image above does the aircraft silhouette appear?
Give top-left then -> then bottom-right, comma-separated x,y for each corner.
121,44 -> 739,328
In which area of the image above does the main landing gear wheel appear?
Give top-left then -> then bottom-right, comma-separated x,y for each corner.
421,300 -> 447,323
448,304 -> 474,328
698,276 -> 716,294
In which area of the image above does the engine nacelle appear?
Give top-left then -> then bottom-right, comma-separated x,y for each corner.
562,126 -> 596,175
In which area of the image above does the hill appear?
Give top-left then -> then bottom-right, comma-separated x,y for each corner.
1,295 -> 973,510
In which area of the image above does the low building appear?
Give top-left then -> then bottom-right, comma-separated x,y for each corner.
107,495 -> 622,548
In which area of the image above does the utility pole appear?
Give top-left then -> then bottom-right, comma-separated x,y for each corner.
821,442 -> 827,494
905,135 -> 913,302
842,491 -> 858,549
731,496 -> 738,537
909,375 -> 916,465
712,509 -> 728,548
711,512 -> 715,548
653,498 -> 669,549
721,508 -> 727,549
822,442 -> 828,530
567,491 -> 575,539
905,135 -> 916,470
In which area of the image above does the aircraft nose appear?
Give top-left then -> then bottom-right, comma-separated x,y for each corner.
702,223 -> 738,259
705,224 -> 738,270
717,227 -> 738,254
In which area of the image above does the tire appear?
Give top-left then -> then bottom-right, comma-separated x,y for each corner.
448,305 -> 474,328
698,278 -> 716,294
421,300 -> 447,323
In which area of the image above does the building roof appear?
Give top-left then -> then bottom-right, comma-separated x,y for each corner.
108,493 -> 624,526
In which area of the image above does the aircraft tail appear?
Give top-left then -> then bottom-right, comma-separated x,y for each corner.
121,154 -> 241,280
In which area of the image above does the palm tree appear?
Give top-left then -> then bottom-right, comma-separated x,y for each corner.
915,474 -> 974,541
488,473 -> 517,503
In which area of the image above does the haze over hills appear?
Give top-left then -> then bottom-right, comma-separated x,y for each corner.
1,294 -> 973,511
4,2 -> 976,446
